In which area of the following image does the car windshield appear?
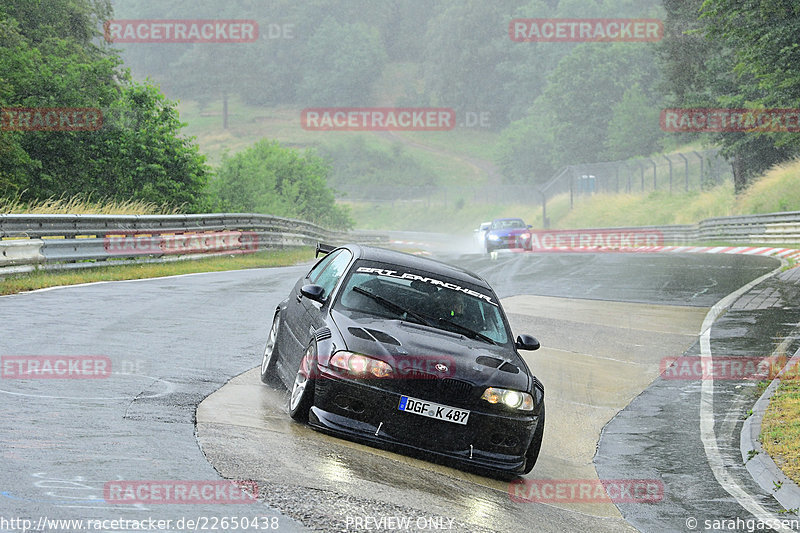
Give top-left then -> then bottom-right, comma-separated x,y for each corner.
492,219 -> 526,230
336,261 -> 509,345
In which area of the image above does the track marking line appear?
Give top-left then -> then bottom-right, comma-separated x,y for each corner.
699,262 -> 797,532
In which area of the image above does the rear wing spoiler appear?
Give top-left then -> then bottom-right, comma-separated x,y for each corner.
315,242 -> 337,258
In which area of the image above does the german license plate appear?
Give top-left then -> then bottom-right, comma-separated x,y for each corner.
398,395 -> 470,425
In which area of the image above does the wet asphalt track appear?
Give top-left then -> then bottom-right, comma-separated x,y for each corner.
0,250 -> 795,532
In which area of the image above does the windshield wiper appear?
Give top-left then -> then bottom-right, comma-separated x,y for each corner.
352,287 -> 497,345
436,318 -> 498,346
352,287 -> 434,327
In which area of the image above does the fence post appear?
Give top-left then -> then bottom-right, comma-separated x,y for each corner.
569,170 -> 574,209
677,153 -> 689,191
662,155 -> 673,192
693,151 -> 704,189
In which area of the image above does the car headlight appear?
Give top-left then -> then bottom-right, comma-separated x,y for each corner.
330,351 -> 393,378
520,233 -> 531,240
481,387 -> 535,411
488,234 -> 500,241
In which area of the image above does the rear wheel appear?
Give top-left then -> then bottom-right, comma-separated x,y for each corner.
260,313 -> 281,385
522,405 -> 545,474
289,345 -> 316,422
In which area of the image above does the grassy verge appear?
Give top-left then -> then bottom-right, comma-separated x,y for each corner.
344,193 -> 572,233
761,370 -> 800,487
1,195 -> 180,215
345,156 -> 800,233
0,248 -> 313,296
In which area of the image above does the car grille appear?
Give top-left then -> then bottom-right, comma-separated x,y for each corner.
399,375 -> 474,403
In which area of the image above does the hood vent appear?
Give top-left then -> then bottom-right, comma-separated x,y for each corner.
348,327 -> 401,346
476,356 -> 502,368
476,355 -> 520,374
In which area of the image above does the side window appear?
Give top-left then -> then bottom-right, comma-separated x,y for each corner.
312,250 -> 352,298
307,251 -> 338,282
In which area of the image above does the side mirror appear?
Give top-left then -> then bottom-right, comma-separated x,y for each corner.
516,334 -> 540,351
300,284 -> 326,303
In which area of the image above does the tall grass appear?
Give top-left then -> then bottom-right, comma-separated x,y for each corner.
736,158 -> 800,214
0,194 -> 181,215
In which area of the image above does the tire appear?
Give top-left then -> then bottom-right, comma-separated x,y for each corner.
260,313 -> 281,385
522,404 -> 545,474
288,344 -> 316,422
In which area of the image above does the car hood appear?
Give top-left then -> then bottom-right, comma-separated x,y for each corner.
330,310 -> 530,391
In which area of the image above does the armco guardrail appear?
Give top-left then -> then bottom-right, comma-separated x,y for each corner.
0,213 -> 387,276
574,211 -> 800,247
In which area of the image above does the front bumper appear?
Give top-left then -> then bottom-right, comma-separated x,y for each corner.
307,370 -> 541,474
486,235 -> 531,251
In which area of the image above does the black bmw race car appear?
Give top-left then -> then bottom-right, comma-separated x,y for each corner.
260,243 -> 545,478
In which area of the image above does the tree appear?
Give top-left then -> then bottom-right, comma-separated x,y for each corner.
0,0 -> 210,210
210,140 -> 352,229
496,41 -> 664,183
659,0 -> 800,191
605,84 -> 664,160
297,19 -> 387,106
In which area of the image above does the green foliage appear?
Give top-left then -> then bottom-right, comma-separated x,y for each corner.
497,42 -> 664,183
605,84 -> 664,160
497,99 -> 557,183
660,0 -> 800,190
0,0 -> 210,211
210,140 -> 352,229
315,136 -> 438,191
297,19 -> 387,106
85,83 -> 210,211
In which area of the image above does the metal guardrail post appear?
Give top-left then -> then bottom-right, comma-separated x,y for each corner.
0,213 -> 389,276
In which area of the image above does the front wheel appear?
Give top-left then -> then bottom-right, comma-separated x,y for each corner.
260,313 -> 281,385
522,405 -> 545,474
288,345 -> 316,422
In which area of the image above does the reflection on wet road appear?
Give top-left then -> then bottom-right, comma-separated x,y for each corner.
0,250 -> 788,532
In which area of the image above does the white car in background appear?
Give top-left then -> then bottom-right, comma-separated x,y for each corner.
474,222 -> 491,251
